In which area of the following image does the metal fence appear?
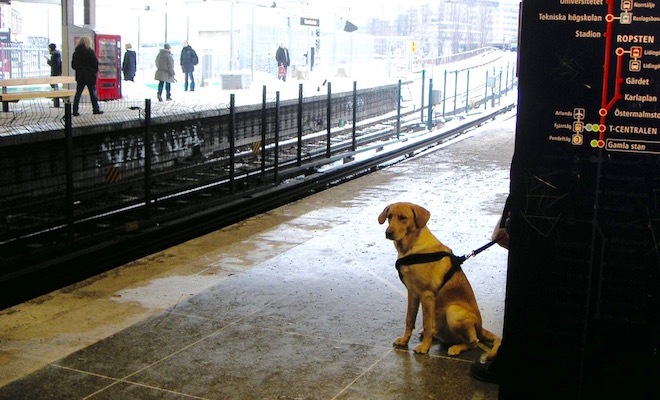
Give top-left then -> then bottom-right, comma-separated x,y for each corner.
0,82 -> 402,251
0,43 -> 52,79
0,59 -> 517,275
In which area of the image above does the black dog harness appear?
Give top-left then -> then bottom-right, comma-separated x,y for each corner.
393,238 -> 501,288
394,251 -> 466,287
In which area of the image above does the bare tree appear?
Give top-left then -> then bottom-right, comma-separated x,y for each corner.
476,1 -> 493,48
450,2 -> 462,53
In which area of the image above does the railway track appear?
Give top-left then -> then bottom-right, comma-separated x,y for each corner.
0,98 -> 516,309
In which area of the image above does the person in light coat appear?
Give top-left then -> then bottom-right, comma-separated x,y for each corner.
154,43 -> 175,101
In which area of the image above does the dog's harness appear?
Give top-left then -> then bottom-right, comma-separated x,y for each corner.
394,238 -> 502,286
394,252 -> 464,286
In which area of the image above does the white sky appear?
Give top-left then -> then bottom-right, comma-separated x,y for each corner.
9,0 -> 431,43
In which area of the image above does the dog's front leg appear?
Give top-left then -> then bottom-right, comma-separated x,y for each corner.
393,290 -> 419,348
414,291 -> 436,354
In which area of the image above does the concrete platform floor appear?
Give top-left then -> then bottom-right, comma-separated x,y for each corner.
0,110 -> 515,399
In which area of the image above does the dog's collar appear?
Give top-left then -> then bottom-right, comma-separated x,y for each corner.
394,252 -> 465,286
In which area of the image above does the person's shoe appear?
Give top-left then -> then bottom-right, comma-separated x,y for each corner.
93,110 -> 104,115
157,95 -> 163,102
166,97 -> 172,101
72,112 -> 80,116
470,360 -> 500,384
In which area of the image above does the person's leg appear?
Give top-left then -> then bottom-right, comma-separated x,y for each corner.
184,72 -> 189,91
72,84 -> 84,115
471,340 -> 505,384
157,81 -> 164,101
90,84 -> 102,114
51,83 -> 60,107
165,82 -> 171,100
190,72 -> 195,91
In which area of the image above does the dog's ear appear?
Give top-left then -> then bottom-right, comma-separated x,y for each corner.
411,204 -> 431,229
378,204 -> 391,225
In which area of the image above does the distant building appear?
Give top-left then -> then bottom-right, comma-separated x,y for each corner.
492,0 -> 521,49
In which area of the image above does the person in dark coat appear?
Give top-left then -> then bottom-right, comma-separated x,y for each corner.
45,43 -> 62,106
71,36 -> 103,116
275,42 -> 290,82
155,43 -> 175,101
46,43 -> 62,77
122,43 -> 136,81
180,40 -> 198,91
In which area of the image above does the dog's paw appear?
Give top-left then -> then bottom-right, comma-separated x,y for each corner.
393,337 -> 410,347
447,345 -> 463,356
413,343 -> 430,354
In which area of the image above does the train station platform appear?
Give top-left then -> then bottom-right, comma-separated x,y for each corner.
0,109 -> 515,399
0,69 -> 401,137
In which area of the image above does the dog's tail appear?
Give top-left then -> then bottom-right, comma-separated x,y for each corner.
479,328 -> 501,361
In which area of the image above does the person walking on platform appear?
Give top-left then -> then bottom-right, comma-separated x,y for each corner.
155,43 -> 175,102
71,36 -> 103,116
45,43 -> 62,107
275,42 -> 290,82
180,40 -> 198,91
122,43 -> 136,82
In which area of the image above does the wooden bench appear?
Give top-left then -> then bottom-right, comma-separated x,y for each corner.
1,76 -> 78,112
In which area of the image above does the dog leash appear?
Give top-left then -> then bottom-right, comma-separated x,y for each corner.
394,237 -> 503,285
462,237 -> 503,261
396,237 -> 503,267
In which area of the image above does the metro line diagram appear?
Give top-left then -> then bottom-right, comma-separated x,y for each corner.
589,0 -> 656,149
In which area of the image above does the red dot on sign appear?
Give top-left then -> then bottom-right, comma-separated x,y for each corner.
598,140 -> 605,148
616,48 -> 624,56
599,108 -> 607,117
599,125 -> 606,133
606,14 -> 614,22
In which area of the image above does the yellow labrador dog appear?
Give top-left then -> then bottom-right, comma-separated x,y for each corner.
378,202 -> 500,357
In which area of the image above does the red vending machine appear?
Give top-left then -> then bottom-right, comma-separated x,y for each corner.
95,34 -> 121,100
68,26 -> 122,100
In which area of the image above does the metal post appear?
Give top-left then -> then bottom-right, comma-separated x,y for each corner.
274,91 -> 280,183
465,69 -> 470,113
498,68 -> 503,105
442,69 -> 447,119
144,99 -> 152,219
261,85 -> 266,178
427,78 -> 433,131
229,93 -> 236,195
352,81 -> 357,152
326,82 -> 331,158
297,83 -> 303,166
397,79 -> 402,140
420,69 -> 425,123
64,103 -> 74,240
491,67 -> 496,108
485,70 -> 489,111
453,70 -> 458,117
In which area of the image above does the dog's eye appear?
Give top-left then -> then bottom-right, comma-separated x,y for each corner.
398,216 -> 407,221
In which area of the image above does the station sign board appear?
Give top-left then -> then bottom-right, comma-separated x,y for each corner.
504,1 -> 659,398
300,17 -> 319,27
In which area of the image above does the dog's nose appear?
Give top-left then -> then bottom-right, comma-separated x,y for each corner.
385,230 -> 394,240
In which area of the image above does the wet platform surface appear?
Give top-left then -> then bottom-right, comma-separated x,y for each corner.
0,110 -> 515,399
